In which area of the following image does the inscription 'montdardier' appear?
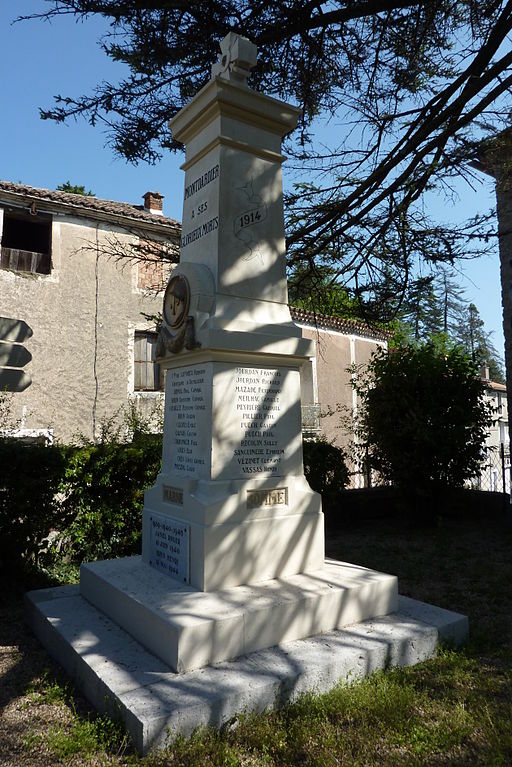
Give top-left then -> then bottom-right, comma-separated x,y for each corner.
184,164 -> 219,200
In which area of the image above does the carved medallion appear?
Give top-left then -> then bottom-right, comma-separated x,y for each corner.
163,275 -> 190,329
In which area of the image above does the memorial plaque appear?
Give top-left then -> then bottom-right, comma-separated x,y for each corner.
163,485 -> 184,505
247,487 -> 288,509
232,366 -> 285,475
163,364 -> 211,478
212,364 -> 302,479
148,511 -> 190,583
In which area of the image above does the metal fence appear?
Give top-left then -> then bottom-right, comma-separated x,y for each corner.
354,443 -> 511,495
301,404 -> 322,438
471,444 -> 510,495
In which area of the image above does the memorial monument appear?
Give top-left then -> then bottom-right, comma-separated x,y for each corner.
79,30 -> 396,672
26,33 -> 468,754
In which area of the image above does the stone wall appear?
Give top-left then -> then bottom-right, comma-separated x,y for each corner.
299,323 -> 386,454
0,209 -> 172,443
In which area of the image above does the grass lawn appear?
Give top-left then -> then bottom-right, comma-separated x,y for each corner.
1,497 -> 511,766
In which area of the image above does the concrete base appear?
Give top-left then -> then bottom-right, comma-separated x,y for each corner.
79,557 -> 398,672
25,579 -> 468,755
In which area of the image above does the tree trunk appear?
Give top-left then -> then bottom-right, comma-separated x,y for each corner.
493,176 -> 512,496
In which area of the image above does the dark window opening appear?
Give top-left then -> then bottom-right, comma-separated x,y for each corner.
1,211 -> 52,275
134,332 -> 163,391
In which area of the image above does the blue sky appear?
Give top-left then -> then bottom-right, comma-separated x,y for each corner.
1,1 -> 505,356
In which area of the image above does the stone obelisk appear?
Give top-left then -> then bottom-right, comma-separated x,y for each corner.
140,31 -> 324,592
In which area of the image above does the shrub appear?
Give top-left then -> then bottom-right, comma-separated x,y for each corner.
355,338 -> 494,500
0,441 -> 70,568
59,433 -> 162,564
0,402 -> 163,571
303,437 -> 349,501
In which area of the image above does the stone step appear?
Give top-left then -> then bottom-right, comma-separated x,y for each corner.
79,556 -> 398,672
25,584 -> 468,756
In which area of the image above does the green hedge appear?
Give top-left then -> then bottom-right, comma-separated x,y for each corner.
302,437 -> 349,502
0,441 -> 70,568
0,434 -> 348,574
0,434 -> 161,572
60,434 -> 162,564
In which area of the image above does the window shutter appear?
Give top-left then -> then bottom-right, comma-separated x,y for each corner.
134,332 -> 161,391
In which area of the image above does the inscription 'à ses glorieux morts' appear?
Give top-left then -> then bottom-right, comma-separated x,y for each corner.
181,164 -> 220,249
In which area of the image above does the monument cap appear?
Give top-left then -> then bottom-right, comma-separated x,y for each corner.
211,31 -> 258,85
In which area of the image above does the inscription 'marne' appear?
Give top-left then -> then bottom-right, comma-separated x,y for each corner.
247,488 -> 288,509
163,485 -> 183,505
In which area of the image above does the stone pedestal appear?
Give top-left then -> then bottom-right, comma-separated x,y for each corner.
138,357 -> 324,591
80,557 -> 398,673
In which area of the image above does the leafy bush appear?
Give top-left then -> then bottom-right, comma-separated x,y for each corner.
355,338 -> 495,500
303,437 -> 349,501
60,433 -> 162,564
0,441 -> 70,568
0,405 -> 162,571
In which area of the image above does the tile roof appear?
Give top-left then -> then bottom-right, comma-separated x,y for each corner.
482,379 -> 507,392
0,180 -> 180,232
290,306 -> 391,341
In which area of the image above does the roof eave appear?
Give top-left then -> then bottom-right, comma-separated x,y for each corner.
0,188 -> 181,238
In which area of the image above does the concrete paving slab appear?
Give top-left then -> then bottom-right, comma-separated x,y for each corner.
25,585 -> 467,755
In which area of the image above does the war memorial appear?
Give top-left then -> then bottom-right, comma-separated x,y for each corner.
26,34 -> 468,754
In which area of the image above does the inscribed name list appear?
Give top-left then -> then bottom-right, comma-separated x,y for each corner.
163,363 -> 301,480
162,365 -> 211,478
148,511 -> 189,583
212,364 -> 301,480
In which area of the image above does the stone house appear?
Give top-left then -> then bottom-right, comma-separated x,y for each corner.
0,181 -> 180,443
291,307 -> 389,484
0,181 -> 388,455
479,366 -> 510,493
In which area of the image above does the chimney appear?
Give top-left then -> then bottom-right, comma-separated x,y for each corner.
143,191 -> 164,215
480,363 -> 490,381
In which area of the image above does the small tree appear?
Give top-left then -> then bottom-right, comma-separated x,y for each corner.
355,338 -> 494,502
56,181 -> 95,197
